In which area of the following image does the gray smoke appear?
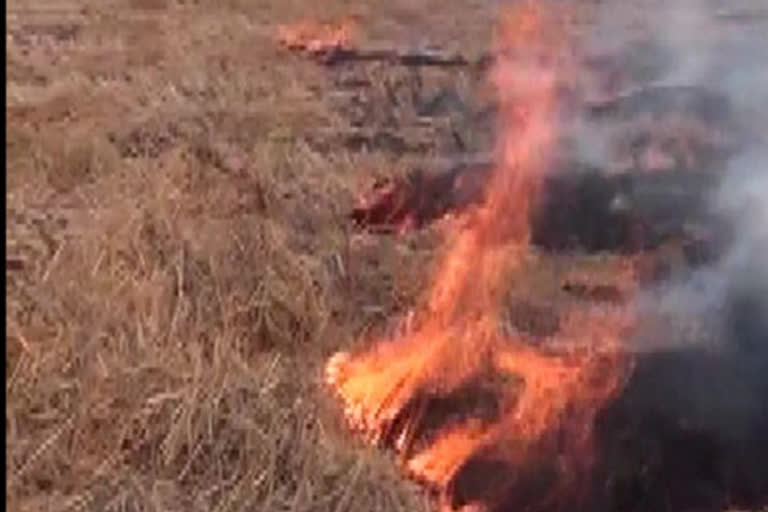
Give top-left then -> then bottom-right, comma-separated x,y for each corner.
579,0 -> 768,445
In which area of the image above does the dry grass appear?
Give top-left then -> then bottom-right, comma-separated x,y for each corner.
6,0 -> 479,509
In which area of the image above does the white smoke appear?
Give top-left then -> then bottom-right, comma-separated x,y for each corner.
580,0 -> 768,446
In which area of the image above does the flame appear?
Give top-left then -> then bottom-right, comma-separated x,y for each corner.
326,3 -> 637,510
276,17 -> 357,55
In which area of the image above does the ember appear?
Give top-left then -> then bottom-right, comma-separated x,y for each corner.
276,17 -> 357,56
325,4 -> 639,510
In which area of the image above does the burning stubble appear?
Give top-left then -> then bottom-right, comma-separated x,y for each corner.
277,17 -> 358,56
325,4 -> 639,511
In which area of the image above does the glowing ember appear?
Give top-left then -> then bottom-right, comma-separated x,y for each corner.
325,3 -> 639,510
276,17 -> 357,55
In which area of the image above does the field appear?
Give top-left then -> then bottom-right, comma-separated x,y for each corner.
6,1 -> 768,511
4,1 -> 501,510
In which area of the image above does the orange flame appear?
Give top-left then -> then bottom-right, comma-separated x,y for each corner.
326,3 -> 637,510
276,17 -> 357,54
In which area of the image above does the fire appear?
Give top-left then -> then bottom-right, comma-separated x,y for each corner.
276,17 -> 357,55
326,3 -> 638,510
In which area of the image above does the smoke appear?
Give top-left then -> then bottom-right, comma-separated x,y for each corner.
534,0 -> 768,359
574,0 -> 768,463
714,148 -> 768,355
631,146 -> 768,355
571,0 -> 768,337
549,8 -> 768,507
